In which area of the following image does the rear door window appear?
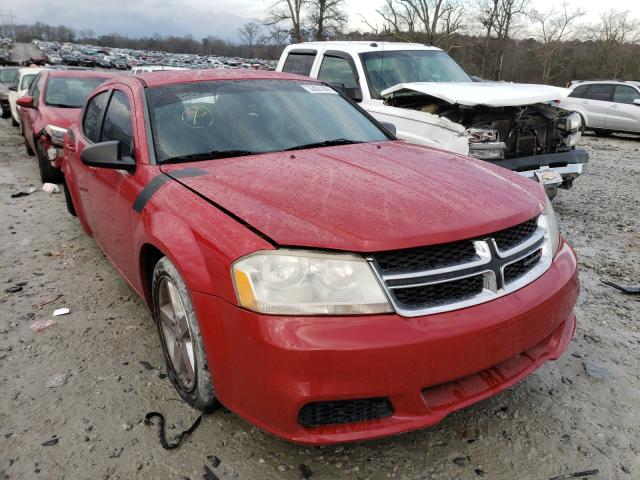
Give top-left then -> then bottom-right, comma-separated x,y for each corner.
584,84 -> 614,102
83,91 -> 110,143
281,51 -> 316,76
101,90 -> 134,157
317,55 -> 359,89
613,85 -> 640,104
568,85 -> 589,98
28,74 -> 42,106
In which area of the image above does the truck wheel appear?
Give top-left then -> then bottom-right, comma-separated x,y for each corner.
152,257 -> 218,412
593,129 -> 612,137
25,137 -> 34,156
63,179 -> 77,216
36,141 -> 63,184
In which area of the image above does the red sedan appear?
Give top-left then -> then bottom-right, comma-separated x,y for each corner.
18,69 -> 118,183
61,70 -> 578,444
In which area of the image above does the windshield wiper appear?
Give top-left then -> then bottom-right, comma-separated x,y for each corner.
284,139 -> 363,151
161,150 -> 257,164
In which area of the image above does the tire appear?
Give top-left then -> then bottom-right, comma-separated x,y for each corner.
11,116 -> 18,127
25,136 -> 34,156
152,257 -> 218,412
36,140 -> 63,184
63,178 -> 77,216
593,129 -> 612,137
0,106 -> 9,119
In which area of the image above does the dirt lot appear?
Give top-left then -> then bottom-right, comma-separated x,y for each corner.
0,118 -> 638,480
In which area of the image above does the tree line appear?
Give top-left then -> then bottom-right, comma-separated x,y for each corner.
9,0 -> 640,87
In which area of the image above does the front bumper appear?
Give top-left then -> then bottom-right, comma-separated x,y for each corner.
192,240 -> 578,444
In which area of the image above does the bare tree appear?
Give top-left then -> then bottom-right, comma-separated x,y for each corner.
261,26 -> 291,46
491,0 -> 528,80
238,22 -> 262,47
308,0 -> 347,40
264,0 -> 306,43
529,3 -> 585,83
586,9 -> 640,77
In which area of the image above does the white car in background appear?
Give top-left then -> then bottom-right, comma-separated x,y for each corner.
131,65 -> 189,74
558,80 -> 640,135
8,67 -> 43,131
277,41 -> 588,199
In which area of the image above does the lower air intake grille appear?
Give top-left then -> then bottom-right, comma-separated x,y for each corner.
298,397 -> 393,427
393,275 -> 485,308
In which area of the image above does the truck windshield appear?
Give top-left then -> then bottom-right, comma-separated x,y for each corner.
360,50 -> 471,99
146,80 -> 390,164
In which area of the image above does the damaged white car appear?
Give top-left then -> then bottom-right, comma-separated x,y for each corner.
277,41 -> 587,199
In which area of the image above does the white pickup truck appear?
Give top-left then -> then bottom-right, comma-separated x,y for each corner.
276,41 -> 588,198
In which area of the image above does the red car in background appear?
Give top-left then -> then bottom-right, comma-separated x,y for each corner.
17,69 -> 118,183
62,70 -> 579,444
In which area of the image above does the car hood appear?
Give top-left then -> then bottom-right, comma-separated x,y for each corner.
161,142 -> 545,252
381,82 -> 571,107
42,107 -> 82,129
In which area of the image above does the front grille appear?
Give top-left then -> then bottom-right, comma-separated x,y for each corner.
373,241 -> 478,273
493,217 -> 538,251
504,249 -> 543,283
298,398 -> 393,428
369,215 -> 548,317
394,275 -> 484,308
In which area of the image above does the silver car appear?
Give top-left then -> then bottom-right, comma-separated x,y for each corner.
559,80 -> 640,136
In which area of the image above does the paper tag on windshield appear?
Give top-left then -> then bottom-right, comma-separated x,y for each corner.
300,84 -> 338,94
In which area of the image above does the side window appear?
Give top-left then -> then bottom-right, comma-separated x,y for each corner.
82,91 -> 110,143
568,85 -> 589,98
613,85 -> 640,104
28,74 -> 42,106
317,55 -> 358,89
584,84 -> 614,102
281,52 -> 316,76
101,90 -> 134,157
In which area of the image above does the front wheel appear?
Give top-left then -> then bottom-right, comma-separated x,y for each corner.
152,257 -> 218,412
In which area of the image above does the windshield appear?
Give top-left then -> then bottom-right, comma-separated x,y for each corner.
146,80 -> 389,164
21,73 -> 37,91
45,77 -> 107,107
0,68 -> 18,83
360,50 -> 471,99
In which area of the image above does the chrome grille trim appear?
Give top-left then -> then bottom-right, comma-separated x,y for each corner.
368,215 -> 553,317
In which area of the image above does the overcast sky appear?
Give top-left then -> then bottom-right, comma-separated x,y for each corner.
2,0 -> 639,42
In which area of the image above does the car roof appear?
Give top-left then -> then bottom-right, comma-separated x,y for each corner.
115,68 -> 317,88
44,69 -> 119,79
285,41 -> 443,54
18,67 -> 44,75
570,80 -> 640,88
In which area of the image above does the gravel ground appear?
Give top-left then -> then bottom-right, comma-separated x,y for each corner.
0,119 -> 638,480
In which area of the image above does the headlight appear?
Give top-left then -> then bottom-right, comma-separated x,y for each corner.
562,131 -> 582,147
539,199 -> 560,257
557,112 -> 582,132
44,124 -> 67,147
232,250 -> 393,315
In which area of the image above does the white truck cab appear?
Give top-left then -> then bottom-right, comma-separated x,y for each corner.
277,41 -> 588,198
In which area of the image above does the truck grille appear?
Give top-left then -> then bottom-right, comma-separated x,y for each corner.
368,215 -> 552,317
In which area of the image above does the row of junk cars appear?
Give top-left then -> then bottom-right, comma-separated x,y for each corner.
0,40 -> 626,444
15,39 -> 277,71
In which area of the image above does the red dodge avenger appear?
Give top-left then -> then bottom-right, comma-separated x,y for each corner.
61,70 -> 578,444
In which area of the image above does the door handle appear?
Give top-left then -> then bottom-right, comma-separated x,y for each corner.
610,104 -> 618,109
65,144 -> 76,152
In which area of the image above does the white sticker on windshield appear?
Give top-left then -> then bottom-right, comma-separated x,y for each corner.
300,84 -> 338,94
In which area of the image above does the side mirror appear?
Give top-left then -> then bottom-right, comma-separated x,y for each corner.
81,140 -> 135,172
379,121 -> 397,137
17,96 -> 35,108
9,85 -> 17,91
634,99 -> 640,106
345,86 -> 363,103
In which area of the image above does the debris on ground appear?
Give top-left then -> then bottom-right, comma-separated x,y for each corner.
10,186 -> 36,198
203,465 -> 219,480
42,183 -> 61,194
46,374 -> 68,388
548,469 -> 599,480
52,308 -> 70,317
30,319 -> 56,333
207,455 -> 221,468
299,463 -> 313,479
41,437 -> 59,447
144,409 -> 217,450
139,360 -> 154,370
4,282 -> 27,293
601,279 -> 640,294
583,361 -> 614,381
